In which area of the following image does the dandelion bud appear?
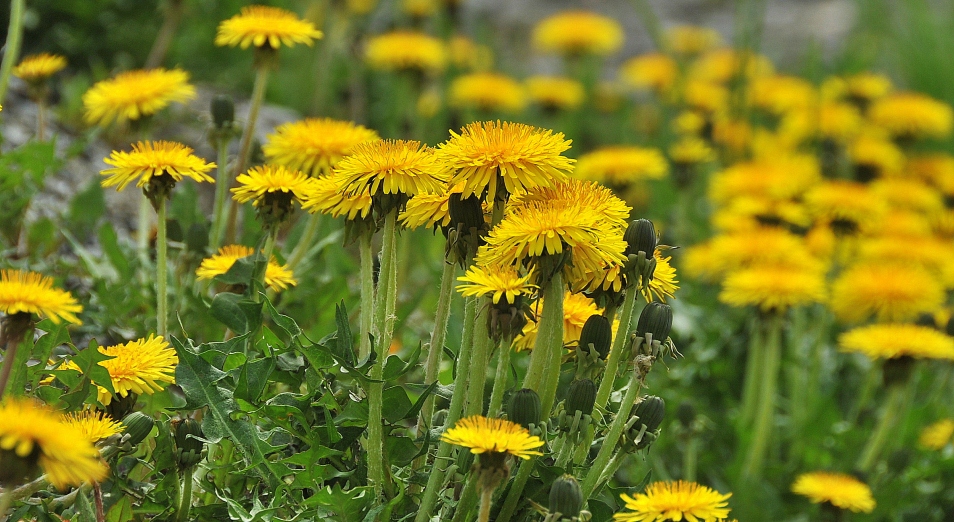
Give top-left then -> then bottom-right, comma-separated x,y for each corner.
508,388 -> 541,429
624,219 -> 657,257
635,302 -> 673,344
174,417 -> 205,469
548,474 -> 584,519
448,193 -> 484,233
211,94 -> 235,130
579,314 -> 612,360
565,379 -> 597,417
121,412 -> 155,446
676,401 -> 696,428
628,395 -> 665,451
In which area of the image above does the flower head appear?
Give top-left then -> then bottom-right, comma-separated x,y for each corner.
843,72 -> 892,101
614,480 -> 732,522
263,118 -> 378,177
791,472 -> 876,513
301,173 -> 374,222
449,73 -> 527,113
0,269 -> 82,325
719,263 -> 826,312
830,264 -> 944,323
574,146 -> 668,185
337,140 -> 447,203
365,31 -> 447,73
665,25 -> 722,55
232,165 -> 313,225
838,323 -> 954,360
920,419 -> 954,450
620,53 -> 678,94
215,5 -> 323,49
83,68 -> 195,127
526,76 -> 585,111
441,415 -> 544,460
101,141 -> 215,194
533,11 -> 624,56
457,264 -> 536,305
13,53 -> 67,83
514,291 -> 599,351
62,410 -> 123,445
804,180 -> 886,231
644,253 -> 679,303
95,335 -> 178,405
669,137 -> 716,165
869,92 -> 953,139
0,398 -> 108,488
196,245 -> 297,291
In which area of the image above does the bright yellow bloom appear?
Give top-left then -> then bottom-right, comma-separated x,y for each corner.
62,410 -> 123,445
855,235 -> 954,286
83,68 -> 195,126
683,80 -> 729,114
804,180 -> 886,230
689,49 -> 774,84
232,164 -> 313,206
869,92 -> 953,139
442,415 -> 544,459
839,323 -> 954,360
365,31 -> 447,72
619,53 -> 678,94
263,118 -> 378,177
300,172 -> 373,221
870,178 -> 944,216
0,398 -> 108,489
514,291 -> 599,351
683,228 -> 820,281
749,75 -> 816,114
644,254 -> 679,303
908,154 -> 954,195
719,263 -> 826,312
574,146 -> 668,185
843,72 -> 892,101
448,72 -> 527,113
100,141 -> 215,192
457,264 -> 536,305
400,192 -> 452,230
337,140 -> 447,199
13,53 -> 67,82
196,245 -> 297,291
830,264 -> 945,323
818,102 -> 863,142
665,25 -> 722,55
614,480 -> 732,522
848,132 -> 904,174
215,5 -> 323,49
920,419 -> 954,450
709,156 -> 820,204
510,179 -> 631,226
0,270 -> 82,325
862,209 -> 933,238
526,76 -> 585,110
437,121 -> 573,203
532,11 -> 623,56
93,335 -> 178,405
669,137 -> 715,165
791,472 -> 875,513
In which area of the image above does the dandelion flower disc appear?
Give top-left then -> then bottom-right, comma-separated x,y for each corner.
196,245 -> 298,291
101,141 -> 216,192
441,415 -> 544,459
96,335 -> 179,405
525,76 -> 585,111
719,263 -> 826,312
920,419 -> 954,450
215,5 -> 323,49
829,264 -> 945,323
263,118 -> 379,177
532,11 -> 624,56
838,323 -> 954,360
0,269 -> 82,325
791,472 -> 876,513
82,68 -> 195,126
13,53 -> 67,83
449,73 -> 527,113
336,140 -> 448,201
457,264 -> 536,305
62,410 -> 123,444
613,480 -> 732,522
574,146 -> 669,185
364,31 -> 447,73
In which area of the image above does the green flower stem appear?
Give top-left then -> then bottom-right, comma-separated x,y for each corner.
138,195 -> 152,260
741,313 -> 782,479
225,65 -> 271,244
209,136 -> 233,250
0,0 -> 25,105
495,457 -> 536,522
94,482 -> 105,522
0,482 -> 13,522
0,335 -> 24,400
37,100 -> 47,141
683,435 -> 699,483
581,370 -> 643,499
594,285 -> 638,410
523,273 -> 565,400
593,451 -> 627,495
452,478 -> 479,522
285,213 -> 322,273
258,228 -> 277,297
415,294 -> 479,522
487,335 -> 514,417
175,466 -> 194,522
465,301 -> 492,416
417,259 -> 458,435
478,484 -> 494,522
739,314 -> 765,428
857,382 -> 907,473
156,198 -> 169,337
368,211 -> 398,500
358,233 -> 375,362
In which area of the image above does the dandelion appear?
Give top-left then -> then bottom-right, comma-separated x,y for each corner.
62,410 -> 123,445
83,68 -> 195,127
532,11 -> 624,56
364,31 -> 447,73
449,73 -> 527,113
574,146 -> 668,186
804,180 -> 886,232
215,5 -> 323,50
791,472 -> 876,513
442,415 -> 544,460
665,25 -> 722,55
95,335 -> 178,405
262,118 -> 379,177
689,48 -> 774,84
13,53 -> 66,84
101,141 -> 216,195
870,178 -> 944,216
196,245 -> 297,291
818,101 -> 863,142
669,137 -> 716,166
749,75 -> 816,115
920,419 -> 954,450
644,254 -> 679,303
869,92 -> 953,139
848,131 -> 904,178
0,269 -> 82,325
613,480 -> 732,522
838,323 -> 954,360
232,164 -> 313,226
843,72 -> 893,102
619,53 -> 678,94
525,76 -> 585,111
514,292 -> 600,351
301,173 -> 374,222
830,264 -> 944,323
337,140 -> 447,207
719,263 -> 826,312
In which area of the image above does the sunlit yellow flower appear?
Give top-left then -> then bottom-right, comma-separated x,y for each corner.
908,154 -> 954,195
100,141 -> 215,192
818,102 -> 863,142
644,253 -> 679,303
749,75 -> 816,114
804,180 -> 887,231
619,53 -> 678,94
614,480 -> 732,522
709,156 -> 820,204
449,72 -> 527,113
526,76 -> 585,111
719,263 -> 826,312
514,291 -> 599,351
669,137 -> 715,165
232,164 -> 313,207
437,121 -> 573,203
337,140 -> 447,200
263,118 -> 378,177
920,419 -> 954,450
83,68 -> 195,126
683,80 -> 729,114
0,269 -> 82,325
870,178 -> 944,216
532,11 -> 623,56
848,132 -> 904,175
717,195 -> 812,229
689,48 -> 774,84
448,35 -> 493,71
365,31 -> 447,73
196,245 -> 297,291
574,146 -> 668,185
215,5 -> 323,49
510,179 -> 631,226
830,264 -> 944,323
400,192 -> 452,230
300,172 -> 373,221
457,264 -> 536,305
442,415 -> 544,459
840,323 -> 954,360
665,25 -> 722,55
13,53 -> 67,83
855,235 -> 954,286
844,72 -> 892,101
88,335 -> 177,405
62,410 -> 123,445
683,228 -> 820,281
0,398 -> 108,489
869,92 -> 953,139
791,472 -> 875,513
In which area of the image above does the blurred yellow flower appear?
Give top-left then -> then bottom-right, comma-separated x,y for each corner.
619,53 -> 678,94
215,5 -> 323,49
525,76 -> 585,111
791,472 -> 875,513
0,269 -> 82,325
869,92 -> 954,139
196,245 -> 297,291
839,323 -> 954,360
263,118 -> 379,177
669,137 -> 715,165
83,68 -> 195,126
514,291 -> 599,351
575,146 -> 668,185
920,419 -> 954,450
719,263 -> 826,312
13,53 -> 67,83
829,263 -> 944,323
689,49 -> 774,84
532,11 -> 624,56
749,75 -> 816,114
365,31 -> 447,73
665,25 -> 722,55
804,180 -> 886,231
449,72 -> 527,113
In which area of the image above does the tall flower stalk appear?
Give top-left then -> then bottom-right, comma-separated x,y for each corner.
0,0 -> 25,105
741,312 -> 782,479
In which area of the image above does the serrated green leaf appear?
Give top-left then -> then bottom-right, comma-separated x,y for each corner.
214,254 -> 258,286
382,386 -> 413,424
71,339 -> 115,394
210,292 -> 263,334
236,356 -> 276,404
264,295 -> 303,340
301,485 -> 374,522
382,342 -> 422,381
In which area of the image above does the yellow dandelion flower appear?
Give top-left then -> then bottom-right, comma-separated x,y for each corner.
448,35 -> 493,71
0,398 -> 108,489
644,254 -> 679,303
619,53 -> 678,94
364,31 -> 447,73
848,131 -> 904,175
844,72 -> 892,101
514,291 -> 599,351
532,11 -> 623,56
870,178 -> 944,216
449,72 -> 527,113
574,146 -> 668,185
804,180 -> 887,231
862,209 -> 933,238
709,156 -> 820,204
441,415 -> 544,459
719,263 -> 826,312
0,269 -> 82,325
689,48 -> 774,84
718,195 -> 812,229
12,53 -> 67,83
215,5 -> 323,49
683,80 -> 729,114
749,75 -> 816,114
818,102 -> 863,142
665,25 -> 722,55
100,141 -> 215,192
82,68 -> 195,127
711,117 -> 753,154
437,121 -> 573,203
400,192 -> 452,230
920,419 -> 954,450
791,472 -> 875,513
232,164 -> 313,207
300,172 -> 373,221
614,480 -> 732,522
402,0 -> 438,17
95,335 -> 178,405
908,154 -> 954,195
263,118 -> 379,177
62,410 -> 123,445
830,264 -> 945,323
510,179 -> 631,226
934,209 -> 954,238
669,137 -> 715,165
869,92 -> 953,139
336,140 -> 447,200
526,76 -> 585,111
457,264 -> 536,305
683,228 -> 821,281
839,323 -> 954,360
856,235 -> 954,285
195,245 -> 297,291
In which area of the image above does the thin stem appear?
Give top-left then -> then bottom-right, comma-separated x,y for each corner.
856,382 -> 907,472
594,451 -> 627,494
741,313 -> 782,479
683,436 -> 699,482
595,285 -> 638,410
487,335 -> 514,417
522,274 -> 564,394
0,484 -> 13,522
465,301 -> 491,416
417,259 -> 458,435
138,195 -> 152,262
0,337 -> 21,400
156,198 -> 169,337
210,136 -> 233,250
37,100 -> 47,141
495,458 -> 535,522
358,233 -> 375,362
536,273 -> 566,419
226,65 -> 271,244
581,372 -> 643,499
739,314 -> 765,428
175,466 -> 194,522
145,0 -> 184,69
452,478 -> 479,522
285,213 -> 322,273
0,0 -> 25,105
478,485 -> 493,522
93,483 -> 105,522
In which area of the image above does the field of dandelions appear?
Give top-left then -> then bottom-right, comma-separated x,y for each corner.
2,0 -> 954,521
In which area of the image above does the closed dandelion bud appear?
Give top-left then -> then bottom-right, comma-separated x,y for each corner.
548,474 -> 584,519
448,193 -> 484,233
211,94 -> 235,130
508,388 -> 541,429
624,219 -> 657,257
121,412 -> 155,446
565,379 -> 597,417
579,314 -> 612,360
635,302 -> 673,344
174,417 -> 205,469
676,401 -> 695,428
633,395 -> 666,437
